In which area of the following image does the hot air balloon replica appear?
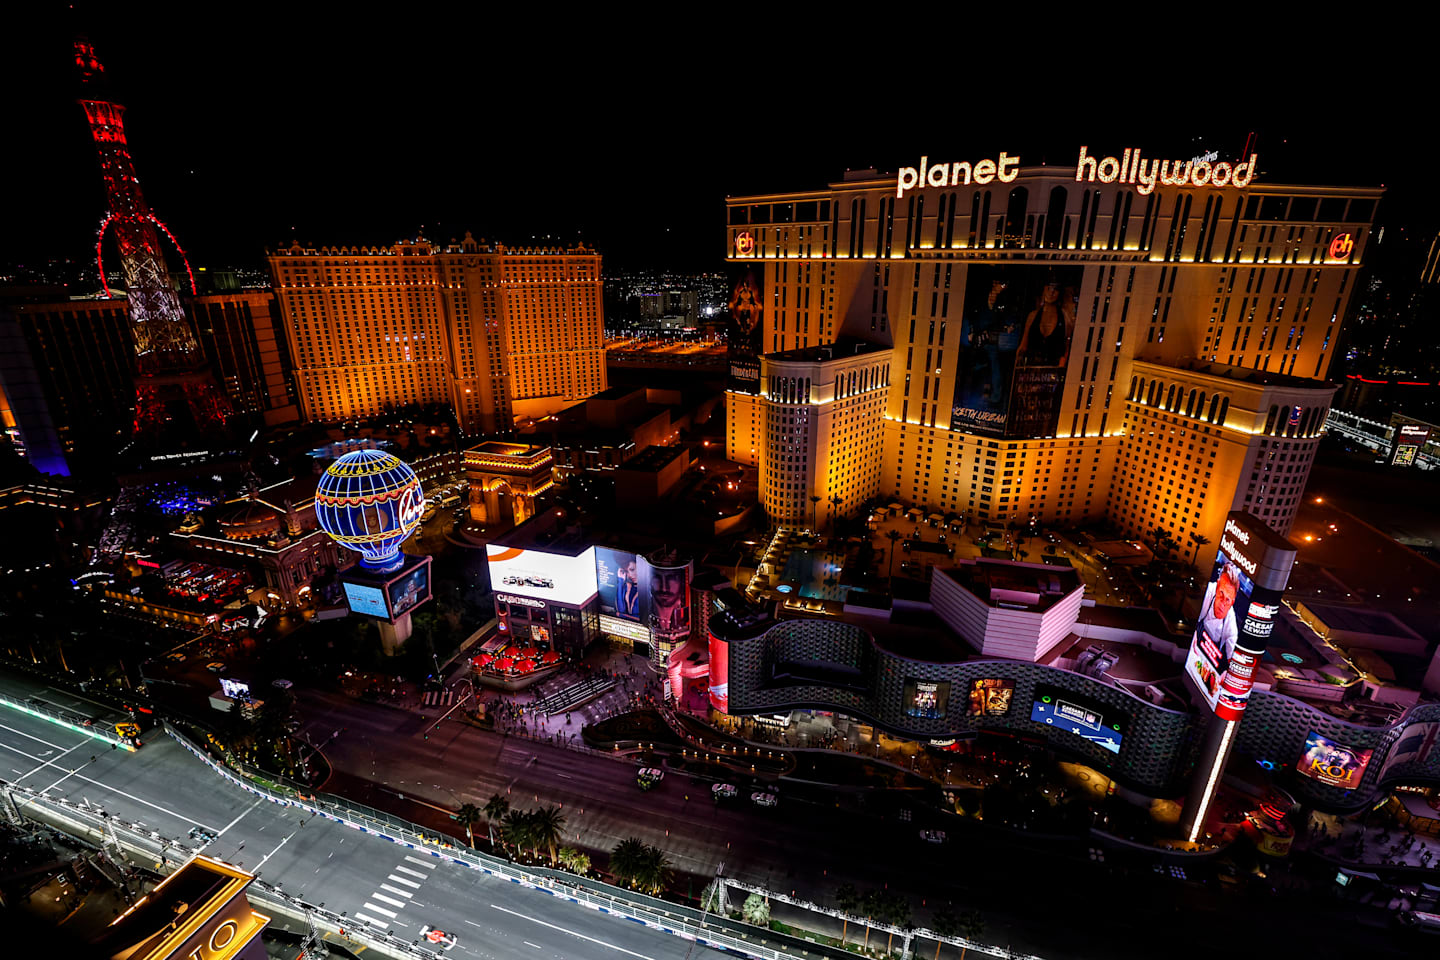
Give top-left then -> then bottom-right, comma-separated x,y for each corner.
314,450 -> 433,650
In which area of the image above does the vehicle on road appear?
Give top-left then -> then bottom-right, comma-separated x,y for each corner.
166,652 -> 187,663
751,791 -> 778,808
271,678 -> 294,690
637,768 -> 664,790
420,925 -> 458,950
205,661 -> 226,673
712,783 -> 737,800
920,829 -> 947,843
1399,911 -> 1440,935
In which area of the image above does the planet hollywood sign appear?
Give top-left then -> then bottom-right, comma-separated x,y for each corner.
1219,516 -> 1259,577
897,147 -> 1258,198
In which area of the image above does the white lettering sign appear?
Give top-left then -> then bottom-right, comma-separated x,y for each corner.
1223,518 -> 1251,544
497,593 -> 546,609
897,153 -> 1019,198
1076,146 -> 1256,196
1219,535 -> 1258,576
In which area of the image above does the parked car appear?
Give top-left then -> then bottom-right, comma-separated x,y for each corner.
205,661 -> 226,673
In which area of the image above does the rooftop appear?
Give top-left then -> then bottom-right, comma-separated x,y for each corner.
1147,357 -> 1338,393
767,337 -> 891,365
938,558 -> 1083,613
617,444 -> 688,473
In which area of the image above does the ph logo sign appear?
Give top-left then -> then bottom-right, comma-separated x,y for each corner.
1329,233 -> 1354,260
734,231 -> 755,256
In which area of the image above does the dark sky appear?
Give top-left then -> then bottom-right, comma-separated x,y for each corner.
3,10 -> 1430,276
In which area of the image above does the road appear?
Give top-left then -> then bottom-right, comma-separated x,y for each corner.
0,674 -> 728,960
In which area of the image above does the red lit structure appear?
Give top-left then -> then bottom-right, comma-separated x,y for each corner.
74,37 -> 229,440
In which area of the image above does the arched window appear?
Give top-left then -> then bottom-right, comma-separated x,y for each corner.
1208,395 -> 1221,422
1044,186 -> 1068,249
1196,392 -> 1206,420
1264,405 -> 1279,435
1128,375 -> 1138,401
1217,396 -> 1230,425
1186,389 -> 1198,417
1004,187 -> 1029,249
1166,384 -> 1177,410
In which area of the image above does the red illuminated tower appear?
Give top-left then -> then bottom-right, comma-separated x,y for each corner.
73,37 -> 229,441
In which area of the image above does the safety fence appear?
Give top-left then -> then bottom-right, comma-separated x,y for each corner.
0,690 -> 136,752
163,722 -> 855,960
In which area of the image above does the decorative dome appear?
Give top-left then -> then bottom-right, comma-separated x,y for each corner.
218,500 -> 281,541
313,450 -> 424,572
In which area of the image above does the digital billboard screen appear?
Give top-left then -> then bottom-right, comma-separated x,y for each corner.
1298,732 -> 1374,788
709,631 -> 730,714
1391,424 -> 1430,467
1186,547 -> 1254,713
951,264 -> 1081,438
968,678 -> 1015,717
387,563 -> 430,618
595,546 -> 646,622
646,560 -> 692,643
487,544 -> 598,606
725,266 -> 764,395
904,679 -> 951,720
1030,684 -> 1126,754
343,582 -> 389,618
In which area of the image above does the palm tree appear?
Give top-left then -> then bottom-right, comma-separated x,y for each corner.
882,892 -> 911,955
885,529 -> 903,580
1146,524 -> 1172,560
501,810 -> 532,858
1187,531 -> 1212,568
557,847 -> 590,875
956,910 -> 985,960
861,889 -> 883,950
529,805 -> 567,864
829,493 -> 844,529
809,495 -> 821,530
931,908 -> 959,960
633,844 -> 671,896
483,794 -> 510,848
610,837 -> 647,889
454,803 -> 482,849
834,883 -> 860,945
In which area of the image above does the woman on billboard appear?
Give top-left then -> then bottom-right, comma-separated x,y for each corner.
1017,277 -> 1075,368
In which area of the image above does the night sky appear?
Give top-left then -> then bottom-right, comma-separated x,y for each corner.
4,10 -> 1430,275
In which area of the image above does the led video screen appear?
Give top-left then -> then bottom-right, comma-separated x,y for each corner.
1297,732 -> 1374,788
343,582 -> 389,619
1030,684 -> 1126,754
904,679 -> 951,720
968,678 -> 1016,717
487,544 -> 598,605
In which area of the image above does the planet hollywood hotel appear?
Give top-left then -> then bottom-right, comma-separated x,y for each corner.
724,145 -> 1380,567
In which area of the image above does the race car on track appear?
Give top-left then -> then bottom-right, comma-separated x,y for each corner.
419,926 -> 457,950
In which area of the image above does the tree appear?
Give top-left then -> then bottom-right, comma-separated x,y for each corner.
610,837 -> 647,889
482,794 -> 509,848
700,879 -> 726,915
834,883 -> 860,945
886,529 -> 903,581
557,847 -> 591,875
861,889 -> 883,949
633,844 -> 670,896
454,803 -> 482,849
956,910 -> 985,960
1187,531 -> 1212,568
810,495 -> 822,529
829,493 -> 844,529
931,908 -> 959,960
882,891 -> 911,954
1146,524 -> 1172,560
742,892 -> 771,926
529,805 -> 567,864
501,810 -> 533,858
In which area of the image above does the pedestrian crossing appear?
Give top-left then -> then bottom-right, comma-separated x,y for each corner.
354,854 -> 436,930
422,688 -> 456,707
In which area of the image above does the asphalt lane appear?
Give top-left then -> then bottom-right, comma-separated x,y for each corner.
0,678 -> 724,960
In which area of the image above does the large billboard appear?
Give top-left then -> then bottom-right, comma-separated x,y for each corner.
1391,423 -> 1430,467
709,631 -> 730,714
1030,684 -> 1126,754
952,265 -> 1081,437
904,679 -> 951,719
726,266 -> 765,394
486,544 -> 598,606
595,546 -> 645,622
1298,732 -> 1374,788
343,582 -> 388,618
968,678 -> 1015,717
386,563 -> 431,618
1185,513 -> 1296,720
646,559 -> 692,643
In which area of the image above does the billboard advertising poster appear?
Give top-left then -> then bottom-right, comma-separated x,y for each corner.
1030,684 -> 1126,754
904,679 -> 951,720
486,544 -> 598,606
1298,732 -> 1374,788
726,266 -> 765,395
645,559 -> 692,642
343,581 -> 389,618
709,631 -> 730,714
1391,424 -> 1430,467
386,563 -> 430,618
1186,547 -> 1254,714
595,547 -> 646,622
952,265 -> 1081,437
969,678 -> 1015,716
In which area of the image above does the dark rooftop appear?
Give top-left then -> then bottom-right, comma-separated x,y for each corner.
938,558 -> 1083,613
1162,357 -> 1337,392
617,444 -> 688,473
767,336 -> 891,364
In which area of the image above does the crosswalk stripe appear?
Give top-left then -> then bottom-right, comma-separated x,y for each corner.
387,874 -> 421,888
404,856 -> 437,869
395,865 -> 428,878
372,893 -> 407,908
356,914 -> 387,928
364,903 -> 398,918
379,883 -> 413,898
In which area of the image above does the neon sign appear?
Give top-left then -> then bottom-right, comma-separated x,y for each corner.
734,231 -> 755,255
1075,147 -> 1257,195
896,154 -> 1019,197
1329,233 -> 1354,259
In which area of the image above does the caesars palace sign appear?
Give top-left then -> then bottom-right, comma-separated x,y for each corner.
897,147 -> 1258,198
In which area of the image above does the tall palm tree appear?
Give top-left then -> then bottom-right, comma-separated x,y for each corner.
834,883 -> 860,945
483,794 -> 510,848
883,892 -> 911,954
610,837 -> 647,889
829,493 -> 844,529
931,908 -> 959,960
454,803 -> 482,849
529,805 -> 567,864
633,844 -> 671,896
861,889 -> 883,950
885,529 -> 903,581
501,809 -> 532,858
810,495 -> 822,529
956,910 -> 985,960
1187,532 -> 1212,568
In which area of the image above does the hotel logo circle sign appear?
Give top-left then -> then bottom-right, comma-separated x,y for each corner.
897,147 -> 1258,198
1329,232 -> 1354,260
734,231 -> 755,255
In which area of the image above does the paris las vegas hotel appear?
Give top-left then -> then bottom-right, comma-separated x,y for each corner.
726,148 -> 1381,564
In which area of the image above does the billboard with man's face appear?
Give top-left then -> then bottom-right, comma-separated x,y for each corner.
951,264 -> 1081,437
1187,548 -> 1254,715
646,559 -> 692,642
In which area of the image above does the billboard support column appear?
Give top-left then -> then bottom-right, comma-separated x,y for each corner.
1180,712 -> 1239,843
378,615 -> 413,656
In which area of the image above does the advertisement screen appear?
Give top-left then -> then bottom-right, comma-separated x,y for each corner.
726,266 -> 765,395
343,581 -> 389,618
904,679 -> 951,720
595,547 -> 646,622
219,678 -> 250,700
487,544 -> 598,605
599,614 -> 652,644
1186,546 -> 1255,716
646,560 -> 692,642
1030,684 -> 1126,754
1298,732 -> 1374,788
709,631 -> 730,714
951,264 -> 1081,437
386,564 -> 430,618
968,678 -> 1016,717
1391,424 -> 1430,467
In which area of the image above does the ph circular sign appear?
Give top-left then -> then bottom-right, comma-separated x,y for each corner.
1329,232 -> 1354,260
734,231 -> 755,256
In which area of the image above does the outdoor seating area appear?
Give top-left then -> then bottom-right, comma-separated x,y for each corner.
472,646 -> 564,678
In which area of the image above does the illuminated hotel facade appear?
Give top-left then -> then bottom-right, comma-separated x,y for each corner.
726,152 -> 1380,562
269,233 -> 606,433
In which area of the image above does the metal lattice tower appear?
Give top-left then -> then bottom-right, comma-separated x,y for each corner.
74,37 -> 229,439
